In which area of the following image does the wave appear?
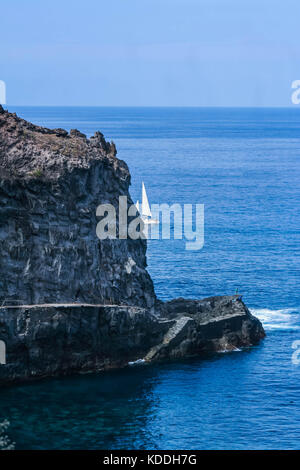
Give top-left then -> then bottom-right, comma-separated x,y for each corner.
250,307 -> 300,331
218,347 -> 242,354
128,359 -> 145,366
0,420 -> 15,450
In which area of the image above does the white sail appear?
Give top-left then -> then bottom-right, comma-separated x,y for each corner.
141,182 -> 152,217
135,200 -> 140,213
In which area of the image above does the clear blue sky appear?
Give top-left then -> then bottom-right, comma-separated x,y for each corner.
0,0 -> 299,106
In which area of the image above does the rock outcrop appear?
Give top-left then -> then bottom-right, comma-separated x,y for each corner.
0,105 -> 156,309
0,106 -> 265,385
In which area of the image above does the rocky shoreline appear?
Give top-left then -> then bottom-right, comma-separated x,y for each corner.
0,106 -> 265,386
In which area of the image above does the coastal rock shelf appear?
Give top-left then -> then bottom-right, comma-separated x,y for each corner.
0,106 -> 265,385
0,296 -> 264,385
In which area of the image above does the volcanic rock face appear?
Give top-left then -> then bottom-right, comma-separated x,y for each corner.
0,106 -> 265,385
0,304 -> 171,383
0,296 -> 265,385
0,105 -> 156,308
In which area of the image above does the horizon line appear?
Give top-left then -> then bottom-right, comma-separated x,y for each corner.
4,104 -> 300,109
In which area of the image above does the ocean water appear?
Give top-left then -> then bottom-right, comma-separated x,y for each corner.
0,106 -> 299,450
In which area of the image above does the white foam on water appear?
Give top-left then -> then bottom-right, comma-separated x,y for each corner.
218,347 -> 242,354
250,307 -> 300,331
128,359 -> 145,366
0,420 -> 15,450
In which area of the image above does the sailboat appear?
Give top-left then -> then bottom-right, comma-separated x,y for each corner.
136,182 -> 159,225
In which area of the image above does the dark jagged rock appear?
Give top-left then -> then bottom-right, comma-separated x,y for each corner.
0,304 -> 172,384
155,295 -> 265,360
0,107 -> 265,385
0,296 -> 265,385
0,105 -> 156,309
69,129 -> 86,139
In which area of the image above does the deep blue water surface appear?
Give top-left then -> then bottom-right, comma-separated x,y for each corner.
0,107 -> 299,449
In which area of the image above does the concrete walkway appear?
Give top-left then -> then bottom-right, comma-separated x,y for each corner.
0,303 -> 143,310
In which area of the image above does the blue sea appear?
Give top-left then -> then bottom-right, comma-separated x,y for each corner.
0,107 -> 299,449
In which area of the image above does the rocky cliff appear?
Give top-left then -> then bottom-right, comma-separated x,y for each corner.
0,106 -> 265,385
0,105 -> 156,309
